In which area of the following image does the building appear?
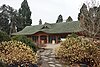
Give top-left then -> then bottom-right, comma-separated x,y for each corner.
12,21 -> 83,44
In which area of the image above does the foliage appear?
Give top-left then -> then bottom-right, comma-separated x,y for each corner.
78,1 -> 100,38
18,0 -> 32,31
0,41 -> 37,65
69,33 -> 78,38
56,14 -> 63,23
55,36 -> 100,66
0,61 -> 7,67
11,35 -> 37,52
0,4 -> 18,34
39,19 -> 42,25
66,16 -> 73,22
0,0 -> 32,33
0,31 -> 10,42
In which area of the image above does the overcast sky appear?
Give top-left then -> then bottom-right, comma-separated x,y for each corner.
0,0 -> 100,25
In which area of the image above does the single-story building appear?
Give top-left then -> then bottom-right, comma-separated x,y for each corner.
12,21 -> 83,44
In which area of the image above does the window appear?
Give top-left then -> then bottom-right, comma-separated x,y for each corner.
32,36 -> 38,42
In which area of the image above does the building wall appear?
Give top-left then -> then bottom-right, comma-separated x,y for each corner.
30,31 -> 83,44
31,31 -> 69,44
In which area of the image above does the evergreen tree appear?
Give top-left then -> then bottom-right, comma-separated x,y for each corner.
18,0 -> 32,31
56,14 -> 63,23
78,3 -> 87,20
39,19 -> 42,25
66,16 -> 73,22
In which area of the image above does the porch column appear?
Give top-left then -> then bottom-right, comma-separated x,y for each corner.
56,36 -> 58,44
30,36 -> 33,41
38,35 -> 40,44
47,35 -> 49,43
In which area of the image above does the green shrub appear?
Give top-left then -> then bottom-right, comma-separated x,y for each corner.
0,31 -> 10,42
11,35 -> 37,52
69,33 -> 78,38
0,61 -> 7,67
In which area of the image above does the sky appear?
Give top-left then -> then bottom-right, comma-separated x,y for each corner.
0,0 -> 100,25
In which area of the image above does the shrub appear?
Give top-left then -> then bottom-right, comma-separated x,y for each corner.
55,36 -> 100,66
69,33 -> 78,38
0,61 -> 7,67
11,35 -> 37,52
0,41 -> 37,66
0,31 -> 10,42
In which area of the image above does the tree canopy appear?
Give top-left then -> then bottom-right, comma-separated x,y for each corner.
39,19 -> 42,25
66,16 -> 73,22
78,1 -> 100,38
0,4 -> 18,35
56,14 -> 63,23
0,0 -> 33,34
18,0 -> 32,31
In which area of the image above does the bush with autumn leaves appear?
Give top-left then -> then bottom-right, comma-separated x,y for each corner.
11,35 -> 38,52
55,35 -> 100,66
0,40 -> 37,66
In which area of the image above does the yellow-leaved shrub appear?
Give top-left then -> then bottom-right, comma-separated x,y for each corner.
0,40 -> 37,64
55,36 -> 100,66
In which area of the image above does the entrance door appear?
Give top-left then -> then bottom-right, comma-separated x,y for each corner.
48,36 -> 56,44
40,35 -> 47,44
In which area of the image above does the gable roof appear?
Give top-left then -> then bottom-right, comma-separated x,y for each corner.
12,21 -> 82,35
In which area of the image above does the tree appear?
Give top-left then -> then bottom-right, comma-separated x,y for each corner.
66,16 -> 73,22
15,14 -> 25,32
8,6 -> 18,35
56,14 -> 63,23
0,11 -> 9,34
18,0 -> 32,31
78,3 -> 87,21
0,4 -> 18,35
39,19 -> 42,25
78,0 -> 100,38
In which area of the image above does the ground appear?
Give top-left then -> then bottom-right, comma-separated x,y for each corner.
37,44 -> 69,67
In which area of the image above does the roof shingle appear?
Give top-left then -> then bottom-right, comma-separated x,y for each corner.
12,21 -> 82,35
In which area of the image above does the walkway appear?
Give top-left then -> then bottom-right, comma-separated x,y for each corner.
37,44 -> 69,67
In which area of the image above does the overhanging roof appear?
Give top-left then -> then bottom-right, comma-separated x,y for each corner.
12,21 -> 82,35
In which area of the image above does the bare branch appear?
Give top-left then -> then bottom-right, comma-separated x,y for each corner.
79,0 -> 100,38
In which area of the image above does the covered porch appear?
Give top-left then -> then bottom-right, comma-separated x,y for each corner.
31,32 -> 68,44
